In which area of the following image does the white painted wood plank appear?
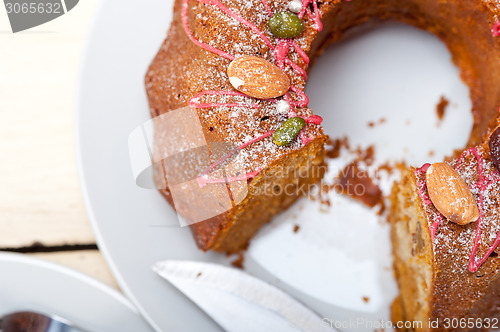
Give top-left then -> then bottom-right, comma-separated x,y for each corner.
0,0 -> 100,247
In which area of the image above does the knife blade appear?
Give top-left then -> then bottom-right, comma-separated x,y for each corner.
152,260 -> 335,332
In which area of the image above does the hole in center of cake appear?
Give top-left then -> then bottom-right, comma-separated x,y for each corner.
247,23 -> 473,322
306,23 -> 472,166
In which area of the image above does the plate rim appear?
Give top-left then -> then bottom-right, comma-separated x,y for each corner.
0,251 -> 138,314
73,1 -> 474,330
74,2 -> 172,331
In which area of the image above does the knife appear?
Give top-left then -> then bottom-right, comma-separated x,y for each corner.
152,260 -> 335,332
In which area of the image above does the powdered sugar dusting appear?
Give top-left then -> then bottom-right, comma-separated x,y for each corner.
179,0 -> 325,182
415,145 -> 500,273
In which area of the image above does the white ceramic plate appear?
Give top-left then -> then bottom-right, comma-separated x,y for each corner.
77,0 -> 472,331
0,252 -> 152,332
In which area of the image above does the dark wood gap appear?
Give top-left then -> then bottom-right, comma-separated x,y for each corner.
0,243 -> 98,254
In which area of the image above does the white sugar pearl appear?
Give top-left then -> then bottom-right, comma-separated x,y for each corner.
276,100 -> 290,114
288,0 -> 303,13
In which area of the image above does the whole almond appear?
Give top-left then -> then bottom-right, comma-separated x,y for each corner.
227,56 -> 290,99
426,162 -> 479,225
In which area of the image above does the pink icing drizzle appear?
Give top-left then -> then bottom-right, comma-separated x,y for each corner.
198,168 -> 263,186
297,0 -> 323,31
303,114 -> 323,124
260,0 -> 273,16
299,131 -> 315,145
415,148 -> 500,272
181,0 -> 234,60
181,0 -> 324,184
182,0 -> 319,109
189,90 -> 261,109
465,147 -> 500,272
196,131 -> 274,187
198,0 -> 275,49
492,21 -> 500,37
415,163 -> 443,240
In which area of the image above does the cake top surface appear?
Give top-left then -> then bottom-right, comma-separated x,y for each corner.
414,143 -> 500,304
147,0 -> 333,181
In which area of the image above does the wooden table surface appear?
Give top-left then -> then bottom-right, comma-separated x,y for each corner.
0,0 -> 119,289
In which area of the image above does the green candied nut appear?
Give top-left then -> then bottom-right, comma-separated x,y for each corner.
267,11 -> 304,39
273,117 -> 306,146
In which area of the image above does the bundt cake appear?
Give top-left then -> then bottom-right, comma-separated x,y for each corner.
145,0 -> 500,329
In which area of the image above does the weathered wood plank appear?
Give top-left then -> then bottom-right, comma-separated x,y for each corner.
0,0 -> 100,248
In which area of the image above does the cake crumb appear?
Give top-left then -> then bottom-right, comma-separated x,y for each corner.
436,95 -> 449,121
231,252 -> 245,269
319,142 -> 389,213
377,160 -> 406,175
336,161 -> 385,213
293,224 -> 300,233
196,272 -> 202,278
367,118 -> 386,128
325,136 -> 350,159
362,296 -> 370,303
